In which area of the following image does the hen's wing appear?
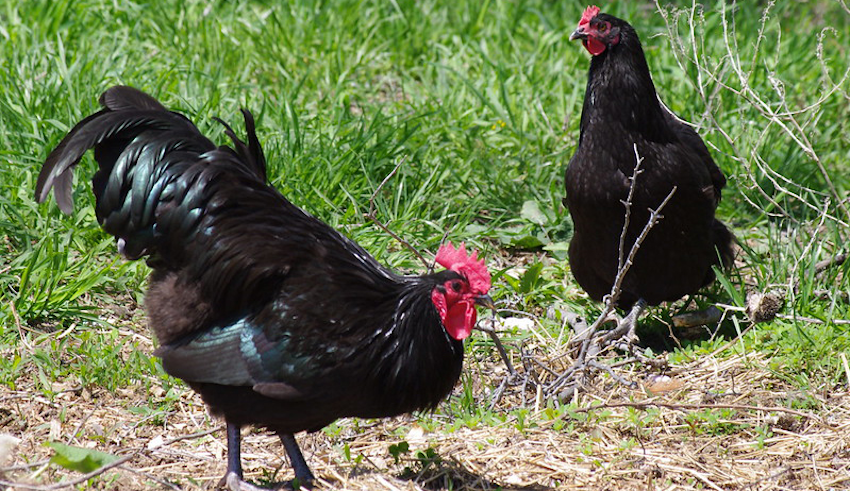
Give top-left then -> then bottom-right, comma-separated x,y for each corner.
658,97 -> 726,202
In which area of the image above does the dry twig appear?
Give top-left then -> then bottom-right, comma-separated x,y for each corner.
544,145 -> 678,400
571,401 -> 832,428
0,428 -> 222,491
364,155 -> 431,270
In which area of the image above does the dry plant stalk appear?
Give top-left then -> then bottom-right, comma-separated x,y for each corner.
656,0 -> 850,333
658,0 -> 849,227
656,0 -> 849,231
545,144 -> 676,400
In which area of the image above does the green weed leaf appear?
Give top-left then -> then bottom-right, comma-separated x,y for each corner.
46,442 -> 119,473
388,440 -> 410,464
519,262 -> 544,294
520,200 -> 547,226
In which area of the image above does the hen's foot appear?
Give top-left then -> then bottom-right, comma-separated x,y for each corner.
599,298 -> 646,349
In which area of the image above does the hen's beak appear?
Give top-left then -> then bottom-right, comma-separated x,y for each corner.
474,294 -> 497,311
569,28 -> 587,41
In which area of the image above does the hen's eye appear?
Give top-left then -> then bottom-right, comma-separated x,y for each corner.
598,23 -> 608,32
451,281 -> 463,292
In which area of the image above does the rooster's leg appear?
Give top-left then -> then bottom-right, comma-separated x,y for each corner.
219,423 -> 257,491
227,423 -> 244,479
280,433 -> 315,484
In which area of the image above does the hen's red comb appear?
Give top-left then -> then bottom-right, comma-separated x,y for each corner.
436,242 -> 491,294
579,5 -> 600,27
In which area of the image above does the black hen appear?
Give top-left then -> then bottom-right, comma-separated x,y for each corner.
564,6 -> 735,316
35,86 -> 494,487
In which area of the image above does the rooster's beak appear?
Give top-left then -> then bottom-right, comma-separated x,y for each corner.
474,294 -> 497,311
569,28 -> 587,41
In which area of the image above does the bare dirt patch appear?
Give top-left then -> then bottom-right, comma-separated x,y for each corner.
2,318 -> 849,490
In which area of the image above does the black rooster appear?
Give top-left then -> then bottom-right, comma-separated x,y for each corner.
564,6 -> 735,333
35,86 -> 494,488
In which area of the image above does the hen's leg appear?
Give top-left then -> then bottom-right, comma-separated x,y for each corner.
280,433 -> 315,484
601,298 -> 647,346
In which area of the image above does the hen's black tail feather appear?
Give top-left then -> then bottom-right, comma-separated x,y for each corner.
35,85 -> 267,264
99,85 -> 169,112
713,219 -> 737,270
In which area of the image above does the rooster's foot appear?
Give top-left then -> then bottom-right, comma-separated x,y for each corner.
223,472 -> 268,491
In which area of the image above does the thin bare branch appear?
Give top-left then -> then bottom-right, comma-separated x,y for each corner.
546,146 -> 678,399
617,144 -> 644,275
0,429 -> 223,491
571,401 -> 833,428
476,315 -> 518,378
363,155 -> 431,270
609,186 -> 677,309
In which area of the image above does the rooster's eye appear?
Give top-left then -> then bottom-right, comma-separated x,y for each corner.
451,281 -> 463,292
598,23 -> 608,33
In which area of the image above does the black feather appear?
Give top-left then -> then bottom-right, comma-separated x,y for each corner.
37,86 -> 471,482
99,85 -> 169,112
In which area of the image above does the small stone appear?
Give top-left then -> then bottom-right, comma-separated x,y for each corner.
0,434 -> 21,466
147,434 -> 164,450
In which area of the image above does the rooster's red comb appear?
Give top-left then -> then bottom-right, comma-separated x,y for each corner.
435,242 -> 491,294
579,5 -> 600,27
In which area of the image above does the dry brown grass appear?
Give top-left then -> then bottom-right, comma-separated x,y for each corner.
2,313 -> 850,491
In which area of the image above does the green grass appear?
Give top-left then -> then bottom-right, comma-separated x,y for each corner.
1,0 -> 849,458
